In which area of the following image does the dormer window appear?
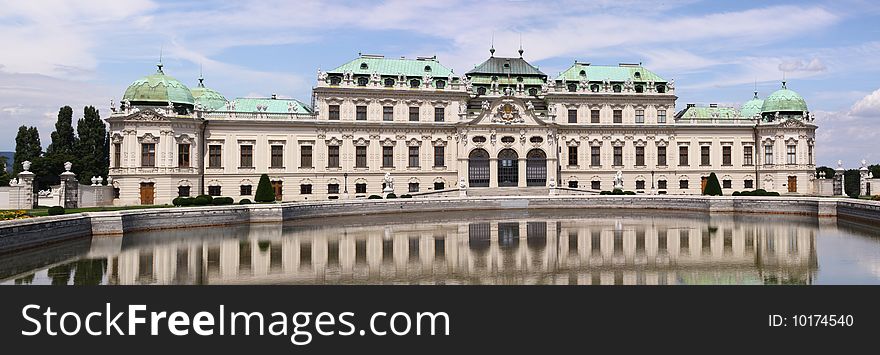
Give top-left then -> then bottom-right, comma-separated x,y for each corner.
477,87 -> 487,95
435,80 -> 446,89
590,84 -> 599,92
384,78 -> 395,87
613,84 -> 622,93
579,70 -> 586,76
656,84 -> 666,93
357,77 -> 368,86
528,87 -> 538,96
634,71 -> 641,79
329,76 -> 342,85
410,79 -> 420,88
516,76 -> 523,82
424,65 -> 432,72
503,63 -> 510,69
360,62 -> 368,70
567,83 -> 577,92
635,85 -> 644,93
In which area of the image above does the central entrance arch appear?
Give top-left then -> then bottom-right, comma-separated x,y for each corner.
526,149 -> 547,186
498,149 -> 519,187
468,149 -> 490,187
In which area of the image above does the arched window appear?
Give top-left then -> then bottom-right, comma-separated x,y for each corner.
590,84 -> 599,92
357,77 -> 368,86
634,71 -> 641,79
526,149 -> 547,186
528,87 -> 538,96
579,70 -> 586,76
567,83 -> 577,92
468,149 -> 490,187
613,85 -> 622,93
656,85 -> 666,93
410,79 -> 420,88
497,149 -> 519,187
424,65 -> 432,72
635,85 -> 644,93
435,80 -> 446,89
384,78 -> 395,87
360,62 -> 368,70
477,87 -> 487,95
329,76 -> 341,85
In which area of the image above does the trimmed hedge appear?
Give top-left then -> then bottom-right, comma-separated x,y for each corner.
400,194 -> 412,198
193,195 -> 213,206
255,174 -> 275,203
211,197 -> 234,205
239,199 -> 252,205
600,189 -> 635,195
368,195 -> 383,199
734,189 -> 780,196
173,197 -> 195,206
47,206 -> 65,216
385,193 -> 397,199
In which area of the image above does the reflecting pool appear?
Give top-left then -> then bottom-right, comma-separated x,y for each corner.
3,209 -> 880,285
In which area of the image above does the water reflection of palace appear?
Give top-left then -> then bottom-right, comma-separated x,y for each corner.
89,212 -> 817,285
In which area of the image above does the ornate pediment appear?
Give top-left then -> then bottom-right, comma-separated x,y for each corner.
126,109 -> 167,121
778,118 -> 808,128
491,100 -> 525,124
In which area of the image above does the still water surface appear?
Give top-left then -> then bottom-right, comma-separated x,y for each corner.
3,210 -> 880,285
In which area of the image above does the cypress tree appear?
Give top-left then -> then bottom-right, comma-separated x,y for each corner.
47,106 -> 77,156
39,106 -> 79,187
254,174 -> 275,202
0,156 -> 10,186
13,125 -> 42,175
703,172 -> 723,196
76,106 -> 109,180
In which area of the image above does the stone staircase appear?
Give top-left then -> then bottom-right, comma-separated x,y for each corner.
466,187 -> 549,197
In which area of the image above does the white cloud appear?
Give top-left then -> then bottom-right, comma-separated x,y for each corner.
814,89 -> 880,166
849,88 -> 880,117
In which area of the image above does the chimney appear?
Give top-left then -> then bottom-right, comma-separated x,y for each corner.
709,103 -> 718,108
271,93 -> 277,100
686,103 -> 695,108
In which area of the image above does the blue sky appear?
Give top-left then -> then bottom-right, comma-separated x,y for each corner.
1,0 -> 879,167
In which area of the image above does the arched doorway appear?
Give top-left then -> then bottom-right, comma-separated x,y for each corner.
526,149 -> 547,186
498,149 -> 519,187
468,149 -> 490,187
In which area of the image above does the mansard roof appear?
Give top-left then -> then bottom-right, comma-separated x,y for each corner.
232,96 -> 312,114
556,62 -> 666,82
328,54 -> 454,77
466,56 -> 545,77
675,105 -> 741,119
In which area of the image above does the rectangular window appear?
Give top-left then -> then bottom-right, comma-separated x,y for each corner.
787,145 -> 797,165
613,146 -> 623,166
208,145 -> 222,168
700,146 -> 710,166
680,180 -> 689,189
141,143 -> 156,167
300,145 -> 312,168
591,181 -> 601,190
113,143 -> 121,168
591,146 -> 601,167
327,145 -> 340,168
635,146 -> 645,166
613,109 -> 622,123
270,145 -> 284,168
744,146 -> 754,166
383,106 -> 393,121
240,145 -> 253,168
434,107 -> 444,122
328,184 -> 339,194
409,107 -> 419,122
328,105 -> 340,120
636,180 -> 645,190
356,105 -> 367,121
177,186 -> 190,197
208,185 -> 221,196
679,146 -> 689,166
658,180 -> 667,190
808,144 -> 813,165
177,144 -> 190,168
355,183 -> 367,194
568,109 -> 577,123
764,145 -> 774,165
568,181 -> 578,188
590,109 -> 600,123
744,179 -> 754,189
568,146 -> 578,166
408,146 -> 420,167
635,109 -> 644,123
433,182 -> 445,190
355,146 -> 367,168
409,182 -> 419,193
382,146 -> 394,168
434,146 -> 445,167
658,110 -> 666,123
722,180 -> 732,189
240,185 -> 252,196
722,146 -> 732,166
657,146 -> 667,166
300,184 -> 312,195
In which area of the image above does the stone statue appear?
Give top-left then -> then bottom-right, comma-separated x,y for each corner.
541,81 -> 549,93
107,176 -> 113,184
548,178 -> 556,188
458,177 -> 466,189
613,170 -> 624,189
526,100 -> 534,111
548,104 -> 557,117
22,160 -> 31,172
110,99 -> 116,112
837,160 -> 843,169
481,100 -> 490,111
861,159 -> 868,168
317,69 -> 327,82
459,104 -> 467,115
624,77 -> 634,91
423,74 -> 433,87
371,71 -> 381,83
668,78 -> 675,90
503,87 -> 513,96
383,172 -> 394,191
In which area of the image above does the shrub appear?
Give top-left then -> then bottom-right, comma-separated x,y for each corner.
732,191 -> 741,196
193,195 -> 213,206
48,206 -> 65,216
368,195 -> 383,199
172,197 -> 195,206
328,196 -> 339,200
211,197 -> 234,205
624,191 -> 636,195
255,174 -> 275,203
872,195 -> 880,201
239,199 -> 252,205
703,172 -> 723,196
400,194 -> 412,198
734,190 -> 780,197
599,191 -> 610,195
386,193 -> 397,199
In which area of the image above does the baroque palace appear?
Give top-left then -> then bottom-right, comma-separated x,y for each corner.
107,48 -> 817,205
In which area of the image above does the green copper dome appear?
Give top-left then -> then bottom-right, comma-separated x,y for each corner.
122,63 -> 195,106
191,76 -> 227,111
740,91 -> 764,118
761,82 -> 807,113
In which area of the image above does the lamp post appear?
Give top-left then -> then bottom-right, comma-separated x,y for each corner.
343,172 -> 349,197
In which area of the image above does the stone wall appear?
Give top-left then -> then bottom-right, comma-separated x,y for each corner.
2,196 -> 879,254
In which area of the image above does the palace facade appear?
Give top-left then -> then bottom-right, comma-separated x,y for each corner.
107,49 -> 817,205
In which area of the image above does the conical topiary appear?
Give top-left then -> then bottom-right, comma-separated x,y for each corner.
703,172 -> 723,196
254,173 -> 275,202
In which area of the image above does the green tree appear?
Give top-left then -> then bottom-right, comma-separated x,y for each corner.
46,106 -> 77,156
0,156 -> 11,186
703,172 -> 723,196
13,125 -> 42,175
815,166 -> 835,179
254,174 -> 275,202
76,106 -> 109,180
844,169 -> 861,197
38,106 -> 79,188
869,164 -> 880,179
